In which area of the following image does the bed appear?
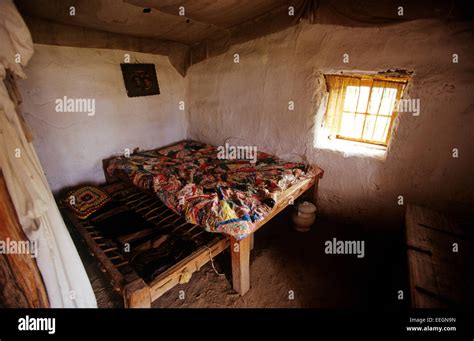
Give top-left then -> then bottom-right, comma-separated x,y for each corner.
60,181 -> 229,308
101,140 -> 323,305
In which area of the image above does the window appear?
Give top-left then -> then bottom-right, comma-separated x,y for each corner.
324,74 -> 408,147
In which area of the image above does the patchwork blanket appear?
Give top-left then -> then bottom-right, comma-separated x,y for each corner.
106,141 -> 320,239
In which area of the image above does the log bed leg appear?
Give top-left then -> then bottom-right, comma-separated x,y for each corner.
250,233 -> 254,251
230,236 -> 251,296
124,278 -> 151,308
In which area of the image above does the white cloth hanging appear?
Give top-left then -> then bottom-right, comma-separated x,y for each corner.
0,0 -> 96,308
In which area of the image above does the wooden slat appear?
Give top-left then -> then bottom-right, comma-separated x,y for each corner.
116,228 -> 156,245
405,204 -> 473,308
408,205 -> 468,237
148,237 -> 229,301
130,235 -> 168,255
90,206 -> 129,223
408,250 -> 439,305
62,209 -> 127,293
432,260 -> 472,305
406,205 -> 432,251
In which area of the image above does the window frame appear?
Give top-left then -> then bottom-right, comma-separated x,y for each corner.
326,74 -> 409,147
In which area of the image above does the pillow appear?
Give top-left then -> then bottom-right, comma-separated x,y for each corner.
64,186 -> 111,220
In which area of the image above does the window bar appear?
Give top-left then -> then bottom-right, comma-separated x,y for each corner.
384,85 -> 404,145
352,78 -> 363,135
331,76 -> 344,138
335,82 -> 350,137
360,80 -> 374,141
341,78 -> 363,137
370,84 -> 387,142
380,89 -> 396,141
334,76 -> 407,146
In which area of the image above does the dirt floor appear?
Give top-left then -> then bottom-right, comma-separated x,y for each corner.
76,208 -> 409,310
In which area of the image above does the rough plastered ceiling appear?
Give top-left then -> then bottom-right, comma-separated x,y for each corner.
15,0 -> 471,75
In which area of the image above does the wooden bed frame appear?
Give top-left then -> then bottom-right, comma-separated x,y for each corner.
62,181 -> 230,308
98,153 -> 323,307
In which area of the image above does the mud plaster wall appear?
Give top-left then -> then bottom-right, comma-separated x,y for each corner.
186,20 -> 474,224
18,45 -> 186,193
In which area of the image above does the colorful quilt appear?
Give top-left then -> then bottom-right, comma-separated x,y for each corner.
106,141 -> 320,239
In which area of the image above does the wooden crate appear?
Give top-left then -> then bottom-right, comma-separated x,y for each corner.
405,205 -> 473,308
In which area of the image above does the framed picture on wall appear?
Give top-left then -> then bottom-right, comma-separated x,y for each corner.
120,63 -> 160,97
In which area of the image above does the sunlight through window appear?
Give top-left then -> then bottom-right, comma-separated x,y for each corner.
325,75 -> 408,147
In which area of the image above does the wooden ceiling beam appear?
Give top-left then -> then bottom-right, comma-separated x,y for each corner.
23,16 -> 191,76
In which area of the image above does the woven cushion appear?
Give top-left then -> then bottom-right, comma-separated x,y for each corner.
64,186 -> 111,220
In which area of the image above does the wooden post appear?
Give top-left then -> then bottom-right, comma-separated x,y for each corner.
306,178 -> 319,206
249,233 -> 254,251
123,278 -> 151,308
230,236 -> 251,296
0,170 -> 49,308
312,178 -> 319,205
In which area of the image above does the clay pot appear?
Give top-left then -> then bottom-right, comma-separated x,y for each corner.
292,201 -> 316,232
